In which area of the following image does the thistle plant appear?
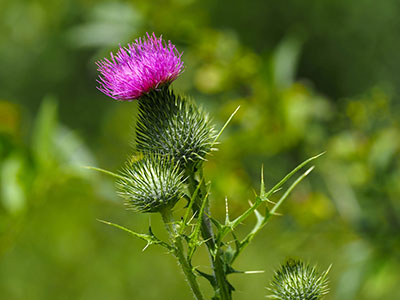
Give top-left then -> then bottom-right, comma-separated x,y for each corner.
91,33 -> 330,300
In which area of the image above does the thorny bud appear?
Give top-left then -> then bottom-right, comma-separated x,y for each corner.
117,154 -> 184,213
268,259 -> 330,300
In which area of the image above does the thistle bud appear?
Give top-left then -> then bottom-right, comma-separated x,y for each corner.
136,87 -> 216,169
268,259 -> 330,300
117,155 -> 184,213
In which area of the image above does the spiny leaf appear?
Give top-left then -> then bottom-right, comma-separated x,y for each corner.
181,178 -> 203,234
265,152 -> 324,198
98,219 -> 172,250
219,153 -> 324,242
224,197 -> 230,224
260,164 -> 265,198
211,217 -> 223,231
270,166 -> 315,215
231,165 -> 317,263
187,191 -> 210,259
196,269 -> 217,287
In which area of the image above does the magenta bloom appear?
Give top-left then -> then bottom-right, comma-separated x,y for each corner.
96,33 -> 184,101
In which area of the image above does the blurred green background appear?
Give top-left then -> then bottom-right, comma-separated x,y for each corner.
1,0 -> 399,299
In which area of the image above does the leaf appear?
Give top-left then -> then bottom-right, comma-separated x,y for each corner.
224,197 -> 230,224
224,245 -> 235,266
231,166 -> 316,263
216,153 -> 324,243
270,166 -> 315,214
265,152 -> 324,198
98,219 -> 172,250
210,217 -> 223,230
181,178 -> 203,234
187,191 -> 209,259
196,269 -> 216,287
212,105 -> 240,146
84,166 -> 125,180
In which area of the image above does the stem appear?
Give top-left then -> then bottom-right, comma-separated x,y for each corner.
213,249 -> 232,300
161,209 -> 204,300
187,170 -> 232,300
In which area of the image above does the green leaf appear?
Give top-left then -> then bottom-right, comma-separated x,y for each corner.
212,105 -> 240,146
224,197 -> 230,224
196,269 -> 216,287
181,178 -> 203,234
232,165 -> 316,263
187,191 -> 209,259
98,219 -> 172,250
270,166 -> 315,215
210,217 -> 223,231
217,153 -> 324,245
265,152 -> 324,199
260,164 -> 265,198
84,166 -> 125,180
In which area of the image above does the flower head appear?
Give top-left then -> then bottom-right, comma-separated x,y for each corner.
96,33 -> 184,101
117,154 -> 184,213
268,259 -> 330,300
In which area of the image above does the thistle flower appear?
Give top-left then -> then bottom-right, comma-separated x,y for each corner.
117,155 -> 184,213
136,87 -> 216,169
268,259 -> 330,300
96,33 -> 184,101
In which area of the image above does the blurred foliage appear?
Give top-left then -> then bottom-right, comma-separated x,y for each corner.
1,0 -> 399,299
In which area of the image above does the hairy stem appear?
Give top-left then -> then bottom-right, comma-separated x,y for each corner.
161,209 -> 204,300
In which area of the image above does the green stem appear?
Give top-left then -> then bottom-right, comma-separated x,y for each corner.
161,209 -> 204,300
213,249 -> 232,300
187,170 -> 232,300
